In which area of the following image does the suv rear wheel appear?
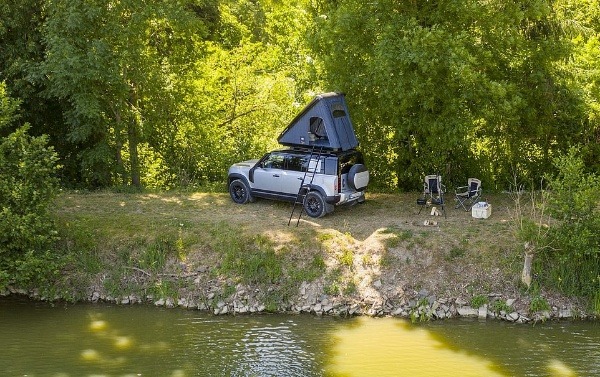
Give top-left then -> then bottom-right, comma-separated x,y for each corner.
303,191 -> 332,218
229,179 -> 253,204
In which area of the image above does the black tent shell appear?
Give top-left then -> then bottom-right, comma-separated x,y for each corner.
277,92 -> 359,151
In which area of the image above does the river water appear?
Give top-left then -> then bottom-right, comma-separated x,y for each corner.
1,296 -> 598,376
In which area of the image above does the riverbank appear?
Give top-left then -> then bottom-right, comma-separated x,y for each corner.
12,190 -> 594,323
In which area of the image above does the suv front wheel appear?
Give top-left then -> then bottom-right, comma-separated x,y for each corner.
229,179 -> 253,204
303,191 -> 332,218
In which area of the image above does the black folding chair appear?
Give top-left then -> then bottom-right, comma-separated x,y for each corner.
454,178 -> 482,211
417,174 -> 446,218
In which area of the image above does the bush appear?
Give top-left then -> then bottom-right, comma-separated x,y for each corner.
0,84 -> 60,289
539,147 -> 600,299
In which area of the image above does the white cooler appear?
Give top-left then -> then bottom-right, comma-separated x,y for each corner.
472,202 -> 492,219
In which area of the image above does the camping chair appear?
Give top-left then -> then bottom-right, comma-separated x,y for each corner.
454,178 -> 482,211
417,174 -> 446,218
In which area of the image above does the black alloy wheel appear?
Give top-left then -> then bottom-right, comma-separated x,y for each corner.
303,191 -> 327,218
229,179 -> 251,204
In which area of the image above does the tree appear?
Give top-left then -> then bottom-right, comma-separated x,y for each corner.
0,82 -> 60,288
40,0 -> 212,187
310,0 -> 586,190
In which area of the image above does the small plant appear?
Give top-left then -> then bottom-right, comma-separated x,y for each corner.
339,248 -> 354,269
471,294 -> 488,308
593,283 -> 600,316
316,232 -> 334,242
343,280 -> 357,295
490,299 -> 513,314
151,279 -> 179,299
410,298 -> 432,323
529,295 -> 551,312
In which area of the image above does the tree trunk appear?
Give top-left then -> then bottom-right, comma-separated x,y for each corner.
521,243 -> 534,288
113,108 -> 127,185
128,82 -> 141,188
128,120 -> 141,187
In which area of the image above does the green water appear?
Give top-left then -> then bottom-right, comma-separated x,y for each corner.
1,296 -> 598,376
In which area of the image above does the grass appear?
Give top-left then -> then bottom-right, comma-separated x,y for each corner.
48,190 -> 540,308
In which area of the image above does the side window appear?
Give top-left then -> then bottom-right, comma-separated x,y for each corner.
307,158 -> 323,173
262,154 -> 284,169
286,155 -> 305,172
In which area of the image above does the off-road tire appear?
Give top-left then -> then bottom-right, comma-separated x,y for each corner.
229,179 -> 252,204
303,191 -> 328,218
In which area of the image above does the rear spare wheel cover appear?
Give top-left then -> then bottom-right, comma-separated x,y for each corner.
348,164 -> 368,191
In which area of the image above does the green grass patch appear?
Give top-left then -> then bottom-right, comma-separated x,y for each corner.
470,294 -> 488,308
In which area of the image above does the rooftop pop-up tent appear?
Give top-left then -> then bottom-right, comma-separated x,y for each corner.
277,92 -> 359,151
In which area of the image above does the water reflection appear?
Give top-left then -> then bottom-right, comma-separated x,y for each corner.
230,321 -> 319,376
326,316 -> 506,376
0,297 -> 598,376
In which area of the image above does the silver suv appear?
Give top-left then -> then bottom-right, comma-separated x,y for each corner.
228,147 -> 369,218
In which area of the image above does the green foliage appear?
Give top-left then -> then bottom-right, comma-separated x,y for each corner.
0,86 -> 61,289
490,299 -> 513,314
536,148 -> 600,299
2,0 -> 600,194
529,295 -> 551,313
310,0 -> 587,190
215,229 -> 283,285
138,236 -> 177,273
470,295 -> 488,308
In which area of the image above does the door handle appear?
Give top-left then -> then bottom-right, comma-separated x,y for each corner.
273,174 -> 280,177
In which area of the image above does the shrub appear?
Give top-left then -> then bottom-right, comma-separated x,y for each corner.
0,84 -> 60,289
538,147 -> 600,299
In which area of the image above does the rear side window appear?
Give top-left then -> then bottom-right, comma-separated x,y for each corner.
286,155 -> 305,172
286,154 -> 323,173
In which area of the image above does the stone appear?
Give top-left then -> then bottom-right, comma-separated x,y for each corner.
165,298 -> 175,308
505,298 -> 516,307
507,312 -> 519,322
155,298 -> 165,307
559,309 -> 572,318
517,316 -> 530,324
478,305 -> 488,319
455,298 -> 468,306
373,280 -> 382,288
457,306 -> 478,317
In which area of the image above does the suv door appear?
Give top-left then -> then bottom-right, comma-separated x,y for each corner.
280,154 -> 306,195
252,153 -> 285,196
